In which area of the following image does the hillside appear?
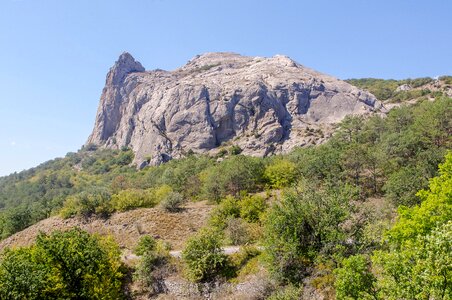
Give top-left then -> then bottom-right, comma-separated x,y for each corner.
0,83 -> 450,299
346,76 -> 452,103
0,201 -> 212,252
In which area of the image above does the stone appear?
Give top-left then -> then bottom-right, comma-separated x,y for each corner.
87,52 -> 382,167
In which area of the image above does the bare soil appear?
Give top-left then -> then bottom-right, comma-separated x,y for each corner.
0,201 -> 213,252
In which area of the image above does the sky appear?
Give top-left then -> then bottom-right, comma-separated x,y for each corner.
0,0 -> 451,176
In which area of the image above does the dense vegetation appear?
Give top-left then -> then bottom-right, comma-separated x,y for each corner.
0,94 -> 450,298
346,76 -> 450,102
0,228 -> 124,299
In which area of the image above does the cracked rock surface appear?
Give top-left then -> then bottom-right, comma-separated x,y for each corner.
87,52 -> 381,166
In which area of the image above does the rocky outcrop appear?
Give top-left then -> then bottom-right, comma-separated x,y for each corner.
87,52 -> 382,167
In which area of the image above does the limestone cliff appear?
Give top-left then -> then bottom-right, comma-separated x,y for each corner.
87,52 -> 382,167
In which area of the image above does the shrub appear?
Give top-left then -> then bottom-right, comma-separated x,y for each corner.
201,155 -> 264,201
133,240 -> 170,294
134,235 -> 157,256
0,228 -> 123,299
111,188 -> 157,212
372,222 -> 452,300
60,188 -> 112,219
267,284 -> 303,300
160,191 -> 185,212
334,255 -> 377,300
229,145 -> 243,155
385,151 -> 452,245
209,196 -> 241,229
0,206 -> 32,239
264,182 -> 353,283
181,228 -> 229,282
225,218 -> 251,245
230,246 -> 261,270
153,185 -> 173,203
239,194 -> 267,223
264,159 -> 297,188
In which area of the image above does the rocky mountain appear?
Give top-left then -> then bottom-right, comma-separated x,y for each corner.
87,52 -> 383,167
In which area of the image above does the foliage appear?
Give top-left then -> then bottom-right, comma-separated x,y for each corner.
134,235 -> 157,256
239,194 -> 267,223
264,182 -> 355,283
209,195 -> 241,229
133,240 -> 170,294
111,186 -> 169,212
346,77 -> 434,101
229,145 -> 243,155
60,187 -> 112,218
334,255 -> 377,300
0,206 -> 32,239
264,158 -> 297,188
385,151 -> 452,244
0,228 -> 124,299
232,245 -> 260,263
267,284 -> 303,300
372,221 -> 452,300
334,152 -> 452,300
181,228 -> 229,282
224,217 -> 251,245
160,191 -> 185,212
200,155 -> 264,201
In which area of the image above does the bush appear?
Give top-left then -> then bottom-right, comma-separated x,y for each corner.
225,218 -> 251,245
134,235 -> 157,256
0,206 -> 32,239
181,228 -> 229,282
372,222 -> 452,300
112,186 -> 166,211
160,191 -> 185,212
264,159 -> 297,188
201,155 -> 264,201
133,240 -> 170,294
334,255 -> 377,300
60,188 -> 112,218
267,284 -> 303,300
264,182 -> 353,283
209,196 -> 241,229
0,228 -> 123,299
229,145 -> 243,155
239,194 -> 267,223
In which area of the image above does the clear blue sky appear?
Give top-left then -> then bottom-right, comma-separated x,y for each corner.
0,0 -> 451,176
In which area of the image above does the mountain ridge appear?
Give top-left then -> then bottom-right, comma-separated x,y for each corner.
87,52 -> 382,167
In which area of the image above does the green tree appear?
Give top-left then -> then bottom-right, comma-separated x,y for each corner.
386,151 -> 452,244
372,222 -> 452,300
334,255 -> 377,300
201,155 -> 264,201
264,182 -> 354,283
181,228 -> 229,282
264,158 -> 297,188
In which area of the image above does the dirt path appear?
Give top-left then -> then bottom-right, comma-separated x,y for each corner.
122,245 -> 263,263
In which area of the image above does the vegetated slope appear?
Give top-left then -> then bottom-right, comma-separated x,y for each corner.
0,201 -> 212,251
0,95 -> 450,299
0,96 -> 450,242
87,52 -> 382,167
346,76 -> 452,104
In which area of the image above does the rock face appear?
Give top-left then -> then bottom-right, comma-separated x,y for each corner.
87,52 -> 381,166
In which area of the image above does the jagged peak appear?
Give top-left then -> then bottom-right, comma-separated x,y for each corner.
107,52 -> 145,85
